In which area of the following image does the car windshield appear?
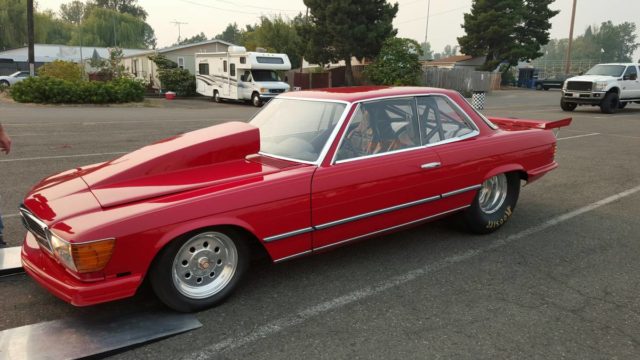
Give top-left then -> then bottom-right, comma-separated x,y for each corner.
252,70 -> 281,82
585,65 -> 626,77
250,98 -> 347,163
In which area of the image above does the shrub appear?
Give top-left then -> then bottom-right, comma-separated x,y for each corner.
365,37 -> 423,86
149,54 -> 196,96
37,60 -> 84,82
157,68 -> 196,96
10,76 -> 146,104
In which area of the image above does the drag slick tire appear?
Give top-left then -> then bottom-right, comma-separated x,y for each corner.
150,228 -> 249,312
464,173 -> 520,234
560,99 -> 577,112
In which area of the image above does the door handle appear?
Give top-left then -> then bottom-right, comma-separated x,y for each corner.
421,162 -> 441,169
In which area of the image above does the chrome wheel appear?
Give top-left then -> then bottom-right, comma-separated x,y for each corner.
172,231 -> 238,299
478,174 -> 508,214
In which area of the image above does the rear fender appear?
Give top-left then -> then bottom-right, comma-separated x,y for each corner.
484,164 -> 526,182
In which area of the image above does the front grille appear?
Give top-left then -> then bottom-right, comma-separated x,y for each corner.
269,89 -> 285,94
566,81 -> 593,92
19,206 -> 53,253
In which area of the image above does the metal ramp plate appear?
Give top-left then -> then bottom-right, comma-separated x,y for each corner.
0,311 -> 202,360
0,246 -> 22,276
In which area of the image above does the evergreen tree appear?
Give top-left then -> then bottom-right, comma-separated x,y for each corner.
302,0 -> 398,85
458,0 -> 558,70
176,32 -> 208,46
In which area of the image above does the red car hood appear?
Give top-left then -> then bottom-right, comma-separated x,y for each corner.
76,121 -> 297,208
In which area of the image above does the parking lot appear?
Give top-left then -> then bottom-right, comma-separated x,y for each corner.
1,89 -> 639,359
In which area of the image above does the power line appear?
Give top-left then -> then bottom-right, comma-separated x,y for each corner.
177,0 -> 297,16
397,6 -> 468,25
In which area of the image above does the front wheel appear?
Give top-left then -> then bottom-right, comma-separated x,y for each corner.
213,90 -> 221,103
600,92 -> 619,114
149,229 -> 249,312
618,102 -> 627,109
535,83 -> 543,90
0,80 -> 9,87
463,173 -> 520,234
251,92 -> 263,107
560,98 -> 577,112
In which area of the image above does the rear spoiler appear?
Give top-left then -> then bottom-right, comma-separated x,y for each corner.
488,117 -> 573,130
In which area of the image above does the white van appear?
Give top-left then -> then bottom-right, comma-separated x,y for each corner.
195,46 -> 291,106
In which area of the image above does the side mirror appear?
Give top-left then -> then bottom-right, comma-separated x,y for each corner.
631,74 -> 638,81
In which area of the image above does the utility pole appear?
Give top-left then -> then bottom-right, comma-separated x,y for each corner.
171,20 -> 188,43
27,0 -> 35,76
564,0 -> 577,75
424,0 -> 431,58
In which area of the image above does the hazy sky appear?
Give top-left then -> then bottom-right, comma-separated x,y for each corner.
42,0 -> 640,60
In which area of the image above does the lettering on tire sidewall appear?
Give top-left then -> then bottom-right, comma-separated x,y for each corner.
486,206 -> 512,229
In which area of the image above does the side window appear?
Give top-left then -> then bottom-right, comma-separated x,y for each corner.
624,66 -> 637,80
240,57 -> 246,64
223,60 -> 227,73
417,96 -> 475,144
336,98 -> 419,161
230,63 -> 236,77
198,63 -> 209,75
177,57 -> 185,69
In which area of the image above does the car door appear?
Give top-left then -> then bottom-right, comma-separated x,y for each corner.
621,65 -> 640,99
311,97 -> 451,251
417,95 -> 487,208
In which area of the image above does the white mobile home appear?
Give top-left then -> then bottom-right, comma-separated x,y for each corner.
195,46 -> 291,106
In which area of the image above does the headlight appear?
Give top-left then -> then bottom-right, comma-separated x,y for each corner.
593,81 -> 608,91
49,231 -> 116,273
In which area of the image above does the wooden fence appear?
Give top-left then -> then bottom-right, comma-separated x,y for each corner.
422,68 -> 501,93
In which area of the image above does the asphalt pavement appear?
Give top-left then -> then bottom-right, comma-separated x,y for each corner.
0,90 -> 639,359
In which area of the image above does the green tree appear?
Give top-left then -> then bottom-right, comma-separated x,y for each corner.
302,0 -> 399,85
72,7 -> 155,48
242,16 -> 303,69
214,23 -> 242,44
366,37 -> 423,86
176,32 -> 208,46
59,0 -> 85,24
458,0 -> 559,70
539,22 -> 639,63
0,0 -> 28,50
91,0 -> 147,20
418,42 -> 433,61
35,10 -> 74,44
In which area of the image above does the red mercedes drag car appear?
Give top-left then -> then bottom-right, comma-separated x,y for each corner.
20,87 -> 571,312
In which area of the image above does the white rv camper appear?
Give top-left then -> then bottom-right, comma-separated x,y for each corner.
195,46 -> 291,106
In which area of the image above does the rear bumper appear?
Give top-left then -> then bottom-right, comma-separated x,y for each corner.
21,232 -> 141,306
527,161 -> 558,183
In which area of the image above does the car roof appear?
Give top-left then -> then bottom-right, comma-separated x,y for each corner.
278,86 -> 461,103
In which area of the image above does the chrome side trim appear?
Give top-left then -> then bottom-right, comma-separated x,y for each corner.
313,205 -> 471,252
273,250 -> 313,263
263,227 -> 314,243
441,184 -> 482,198
315,195 -> 441,230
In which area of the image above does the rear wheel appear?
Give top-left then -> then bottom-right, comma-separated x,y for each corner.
618,102 -> 627,109
0,80 -> 9,87
463,173 -> 520,234
600,92 -> 619,114
213,90 -> 221,103
535,83 -> 543,90
150,228 -> 249,312
560,98 -> 577,112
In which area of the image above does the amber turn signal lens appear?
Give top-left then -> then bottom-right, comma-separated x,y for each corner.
71,238 -> 116,273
